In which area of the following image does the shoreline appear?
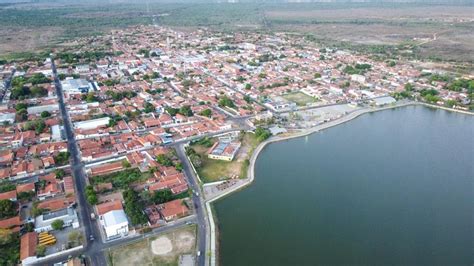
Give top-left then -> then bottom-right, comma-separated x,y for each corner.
204,101 -> 472,266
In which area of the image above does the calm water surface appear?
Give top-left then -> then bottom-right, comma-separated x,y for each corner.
214,106 -> 473,266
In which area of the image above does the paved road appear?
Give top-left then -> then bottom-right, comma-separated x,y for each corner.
176,144 -> 207,266
1,69 -> 15,103
50,58 -> 107,266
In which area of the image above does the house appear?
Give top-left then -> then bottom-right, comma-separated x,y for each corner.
89,161 -> 124,176
16,182 -> 35,194
20,232 -> 37,265
0,190 -> 17,201
160,199 -> 189,222
101,209 -> 129,239
0,216 -> 22,232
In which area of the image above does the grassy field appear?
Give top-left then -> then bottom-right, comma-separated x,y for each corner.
192,133 -> 260,183
109,225 -> 196,266
282,92 -> 317,106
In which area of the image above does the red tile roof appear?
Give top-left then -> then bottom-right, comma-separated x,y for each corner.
0,216 -> 22,231
16,182 -> 35,194
160,199 -> 188,221
0,190 -> 16,201
20,232 -> 37,261
96,200 -> 123,216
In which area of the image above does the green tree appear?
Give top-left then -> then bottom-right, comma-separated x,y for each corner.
54,169 -> 66,179
36,245 -> 46,257
199,109 -> 212,118
40,111 -> 51,118
51,219 -> 64,230
143,102 -> 154,113
179,105 -> 193,117
85,185 -> 98,205
218,96 -> 235,108
0,200 -> 16,219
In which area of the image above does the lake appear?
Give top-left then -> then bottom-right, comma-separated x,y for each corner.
214,106 -> 473,265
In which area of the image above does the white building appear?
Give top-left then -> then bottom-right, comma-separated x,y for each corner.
27,104 -> 59,115
0,112 -> 15,124
101,210 -> 129,239
61,78 -> 92,94
34,207 -> 79,232
74,117 -> 110,130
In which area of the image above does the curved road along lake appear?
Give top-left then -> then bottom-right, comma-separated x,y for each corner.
214,106 -> 473,265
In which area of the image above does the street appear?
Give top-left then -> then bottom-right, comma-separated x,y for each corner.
49,58 -> 106,265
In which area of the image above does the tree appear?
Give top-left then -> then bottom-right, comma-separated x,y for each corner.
175,162 -> 183,172
143,102 -> 154,113
199,109 -> 212,118
54,152 -> 70,166
122,160 -> 131,168
36,245 -> 46,257
123,189 -> 147,225
245,83 -> 252,90
314,73 -> 321,79
85,185 -> 98,205
243,95 -> 252,103
68,231 -> 83,248
404,83 -> 414,91
0,200 -> 16,219
255,127 -> 271,142
165,107 -> 179,116
152,189 -> 174,204
156,154 -> 173,167
54,169 -> 66,179
218,96 -> 235,108
179,105 -> 193,117
15,103 -> 28,111
40,111 -> 51,118
51,219 -> 64,230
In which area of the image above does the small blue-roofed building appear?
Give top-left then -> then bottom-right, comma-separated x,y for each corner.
207,141 -> 241,161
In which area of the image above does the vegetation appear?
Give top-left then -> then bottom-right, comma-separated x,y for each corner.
105,90 -> 136,101
199,109 -> 212,118
54,169 -> 66,179
255,127 -> 272,142
40,111 -> 51,118
85,185 -> 98,205
54,151 -> 70,166
0,231 -> 19,265
0,181 -> 15,193
36,245 -> 46,257
445,79 -> 474,93
17,191 -> 35,202
23,119 -> 47,134
51,219 -> 65,230
91,168 -> 146,189
156,154 -> 174,167
10,74 -> 50,100
0,200 -> 16,219
218,96 -> 236,108
81,92 -> 99,103
343,63 -> 372,75
123,189 -> 148,226
143,102 -> 155,113
68,231 -> 84,248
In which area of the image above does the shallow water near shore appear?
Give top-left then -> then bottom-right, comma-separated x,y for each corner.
214,105 -> 473,265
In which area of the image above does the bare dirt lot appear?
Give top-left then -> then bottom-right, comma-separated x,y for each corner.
109,225 -> 196,266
